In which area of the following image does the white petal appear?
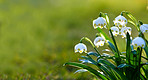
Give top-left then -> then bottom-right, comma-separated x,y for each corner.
140,24 -> 148,33
113,15 -> 127,28
93,17 -> 107,29
120,27 -> 132,38
132,37 -> 146,48
110,26 -> 119,36
74,43 -> 87,53
94,37 -> 105,47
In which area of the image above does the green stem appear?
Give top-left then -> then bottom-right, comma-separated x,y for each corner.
109,30 -> 121,65
80,37 -> 101,56
96,27 -> 112,43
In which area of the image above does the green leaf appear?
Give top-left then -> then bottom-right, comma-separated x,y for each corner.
105,13 -> 109,24
144,46 -> 148,58
142,66 -> 148,79
81,56 -> 98,65
74,69 -> 87,74
140,63 -> 148,68
125,12 -> 137,23
126,32 -> 131,64
64,62 -> 108,79
128,20 -> 136,26
102,49 -> 112,53
108,41 -> 117,53
117,64 -> 133,68
97,59 -> 126,80
87,52 -> 99,57
79,59 -> 93,64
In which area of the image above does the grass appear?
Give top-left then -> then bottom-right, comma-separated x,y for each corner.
0,0 -> 147,79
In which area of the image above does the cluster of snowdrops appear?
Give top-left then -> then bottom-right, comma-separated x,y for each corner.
65,11 -> 148,80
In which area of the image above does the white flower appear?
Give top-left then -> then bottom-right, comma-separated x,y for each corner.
110,26 -> 119,36
74,43 -> 87,53
120,27 -> 131,38
140,24 -> 148,33
113,15 -> 127,29
94,37 -> 105,48
93,17 -> 107,29
132,37 -> 146,48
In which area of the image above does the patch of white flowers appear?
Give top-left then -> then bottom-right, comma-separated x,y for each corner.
132,37 -> 146,48
93,17 -> 107,29
74,43 -> 87,53
74,13 -> 147,54
94,37 -> 105,48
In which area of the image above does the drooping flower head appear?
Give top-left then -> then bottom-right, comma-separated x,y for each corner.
132,37 -> 146,48
120,27 -> 131,38
140,24 -> 148,33
93,17 -> 107,29
94,37 -> 105,48
110,26 -> 119,36
74,43 -> 87,53
113,15 -> 127,29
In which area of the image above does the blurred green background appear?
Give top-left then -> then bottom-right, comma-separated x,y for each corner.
0,0 -> 147,79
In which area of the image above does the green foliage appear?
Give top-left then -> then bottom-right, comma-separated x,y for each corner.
65,11 -> 148,80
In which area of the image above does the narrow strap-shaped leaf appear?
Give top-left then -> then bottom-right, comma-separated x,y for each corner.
99,65 -> 116,80
81,56 -> 98,65
140,73 -> 147,80
79,59 -> 93,64
128,20 -> 136,26
108,41 -> 117,53
142,66 -> 148,79
64,62 -> 108,80
87,52 -> 99,57
144,46 -> 148,58
97,59 -> 126,80
140,63 -> 148,68
125,12 -> 137,23
137,47 -> 142,80
141,56 -> 148,60
74,69 -> 87,74
117,64 -> 133,68
81,56 -> 117,80
126,32 -> 131,64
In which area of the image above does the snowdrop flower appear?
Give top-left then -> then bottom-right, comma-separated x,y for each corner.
94,37 -> 105,48
74,43 -> 87,53
110,26 -> 119,36
132,37 -> 146,48
120,27 -> 131,38
93,17 -> 107,29
113,15 -> 127,29
140,24 -> 148,33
